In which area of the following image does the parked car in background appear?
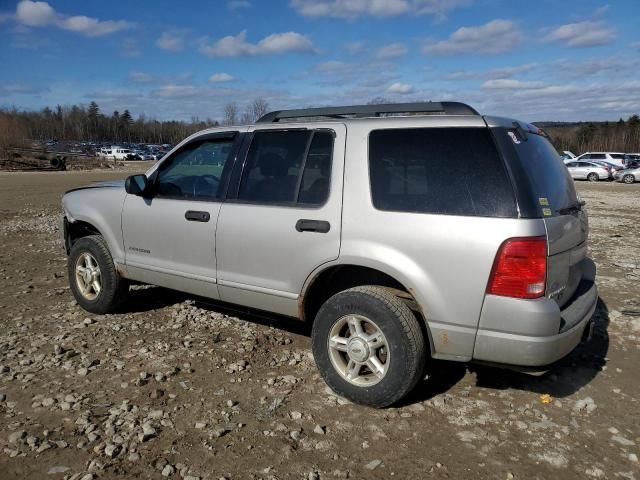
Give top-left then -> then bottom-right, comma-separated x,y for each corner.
592,160 -> 623,174
126,151 -> 154,161
565,161 -> 611,181
559,150 -> 576,161
572,152 -> 626,167
614,165 -> 640,184
623,153 -> 640,166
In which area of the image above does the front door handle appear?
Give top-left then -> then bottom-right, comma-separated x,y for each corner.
295,219 -> 330,233
185,210 -> 210,222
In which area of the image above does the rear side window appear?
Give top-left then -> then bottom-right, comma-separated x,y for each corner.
506,131 -> 577,214
369,128 -> 516,217
591,153 -> 606,160
238,130 -> 333,206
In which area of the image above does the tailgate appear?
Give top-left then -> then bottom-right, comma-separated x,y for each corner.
544,210 -> 589,308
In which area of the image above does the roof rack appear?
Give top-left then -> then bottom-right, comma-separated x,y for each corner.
257,102 -> 479,123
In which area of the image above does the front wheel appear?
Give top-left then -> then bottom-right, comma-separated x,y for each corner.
68,235 -> 129,314
311,286 -> 427,408
623,174 -> 635,184
587,172 -> 599,182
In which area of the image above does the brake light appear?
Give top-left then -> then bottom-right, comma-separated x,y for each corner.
487,236 -> 547,299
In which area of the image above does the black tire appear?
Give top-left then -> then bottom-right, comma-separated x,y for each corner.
311,286 -> 427,408
68,235 -> 129,314
623,174 -> 635,184
587,172 -> 599,182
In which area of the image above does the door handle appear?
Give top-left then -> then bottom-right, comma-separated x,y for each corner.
295,219 -> 330,233
185,210 -> 210,222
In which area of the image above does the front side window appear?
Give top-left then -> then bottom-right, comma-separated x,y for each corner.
156,135 -> 235,200
369,127 -> 516,217
238,130 -> 334,206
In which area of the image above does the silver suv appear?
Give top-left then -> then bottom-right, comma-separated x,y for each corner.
61,102 -> 598,407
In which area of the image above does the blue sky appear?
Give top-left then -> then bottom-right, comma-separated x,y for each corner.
1,0 -> 639,122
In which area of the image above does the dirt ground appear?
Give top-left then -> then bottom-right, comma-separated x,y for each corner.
0,169 -> 638,480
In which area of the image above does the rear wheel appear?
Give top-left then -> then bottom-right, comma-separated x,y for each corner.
311,286 -> 427,408
623,174 -> 635,184
68,235 -> 129,314
587,172 -> 599,182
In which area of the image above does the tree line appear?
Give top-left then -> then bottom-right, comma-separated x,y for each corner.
0,98 -> 270,156
542,116 -> 640,154
2,98 -> 640,157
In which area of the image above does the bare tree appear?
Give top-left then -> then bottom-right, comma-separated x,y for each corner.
243,97 -> 270,123
223,102 -> 238,126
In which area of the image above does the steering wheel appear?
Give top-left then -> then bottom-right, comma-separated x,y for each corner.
193,174 -> 220,197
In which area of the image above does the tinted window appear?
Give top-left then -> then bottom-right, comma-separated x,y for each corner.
239,130 -> 333,205
610,154 -> 624,159
566,162 -> 578,168
156,136 -> 235,199
591,153 -> 606,160
507,131 -> 577,214
299,132 -> 334,205
369,128 -> 516,217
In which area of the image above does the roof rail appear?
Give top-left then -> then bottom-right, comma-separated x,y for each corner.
257,101 -> 479,123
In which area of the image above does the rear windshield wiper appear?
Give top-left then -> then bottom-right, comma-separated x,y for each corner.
557,200 -> 586,215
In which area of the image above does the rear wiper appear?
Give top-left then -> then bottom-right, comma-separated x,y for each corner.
557,200 -> 586,215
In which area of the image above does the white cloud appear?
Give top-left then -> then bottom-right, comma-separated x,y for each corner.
59,16 -> 130,37
553,57 -> 639,79
128,71 -> 192,85
228,0 -> 251,10
423,19 -> 521,55
199,30 -> 317,57
543,20 -> 616,48
13,0 -> 132,37
375,42 -> 407,59
290,0 -> 471,19
314,60 -> 348,74
446,63 -> 538,80
387,82 -> 413,94
209,73 -> 235,83
16,0 -> 55,26
345,41 -> 365,55
156,31 -> 187,52
129,72 -> 154,84
482,79 -> 545,90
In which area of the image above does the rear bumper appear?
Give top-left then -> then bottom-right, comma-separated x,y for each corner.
473,258 -> 598,367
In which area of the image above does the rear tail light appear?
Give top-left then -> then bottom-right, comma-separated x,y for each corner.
487,236 -> 547,299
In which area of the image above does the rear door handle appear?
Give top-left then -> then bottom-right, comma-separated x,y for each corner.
185,210 -> 210,222
295,219 -> 330,233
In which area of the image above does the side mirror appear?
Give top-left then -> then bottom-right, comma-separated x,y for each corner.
125,174 -> 150,196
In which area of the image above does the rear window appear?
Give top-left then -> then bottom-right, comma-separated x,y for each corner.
369,127 -> 516,217
507,131 -> 578,214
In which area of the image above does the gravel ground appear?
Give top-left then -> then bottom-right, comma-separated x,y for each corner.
0,171 -> 638,480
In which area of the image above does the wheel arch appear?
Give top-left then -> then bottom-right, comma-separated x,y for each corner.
64,218 -> 103,253
299,262 -> 435,355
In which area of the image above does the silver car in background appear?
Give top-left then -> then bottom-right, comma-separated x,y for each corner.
565,160 -> 611,181
614,166 -> 640,183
